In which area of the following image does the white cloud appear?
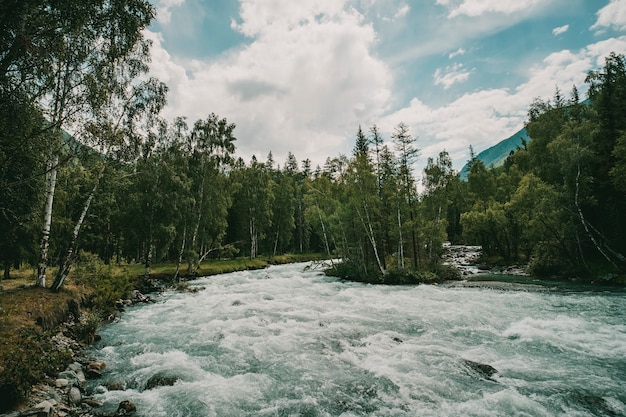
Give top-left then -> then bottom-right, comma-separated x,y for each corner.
552,24 -> 569,36
379,36 -> 626,171
591,0 -> 626,32
382,3 -> 410,22
449,48 -> 466,59
394,4 -> 410,19
436,0 -> 544,18
146,2 -> 393,166
232,0 -> 347,38
434,63 -> 471,89
154,0 -> 186,24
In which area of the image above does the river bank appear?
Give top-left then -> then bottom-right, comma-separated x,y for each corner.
0,254 -> 327,416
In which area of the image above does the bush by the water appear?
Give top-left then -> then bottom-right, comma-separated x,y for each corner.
0,328 -> 72,411
74,251 -> 137,314
325,260 -> 458,284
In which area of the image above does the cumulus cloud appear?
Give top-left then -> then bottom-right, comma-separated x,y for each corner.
146,1 -> 393,166
434,63 -> 471,89
552,24 -> 569,36
379,36 -> 626,170
154,0 -> 186,24
591,0 -> 626,32
436,0 -> 544,18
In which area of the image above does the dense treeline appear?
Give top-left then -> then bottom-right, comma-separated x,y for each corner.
461,52 -> 626,278
1,1 -> 625,287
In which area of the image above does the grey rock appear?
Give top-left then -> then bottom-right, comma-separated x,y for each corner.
463,359 -> 498,381
55,378 -> 69,388
145,373 -> 179,390
68,362 -> 83,372
33,400 -> 53,417
57,370 -> 77,380
68,386 -> 82,405
114,400 -> 137,416
104,380 -> 126,391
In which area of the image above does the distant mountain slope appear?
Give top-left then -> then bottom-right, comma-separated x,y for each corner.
459,127 -> 529,180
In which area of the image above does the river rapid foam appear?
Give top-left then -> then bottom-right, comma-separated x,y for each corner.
88,262 -> 626,416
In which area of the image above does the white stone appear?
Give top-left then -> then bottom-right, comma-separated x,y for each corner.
55,378 -> 69,388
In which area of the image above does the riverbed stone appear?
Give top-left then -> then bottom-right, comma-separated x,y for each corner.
463,359 -> 498,381
114,400 -> 137,416
104,380 -> 126,391
85,367 -> 102,379
68,386 -> 82,406
32,400 -> 53,417
83,398 -> 104,407
57,370 -> 77,380
145,373 -> 179,390
68,362 -> 82,372
54,378 -> 69,388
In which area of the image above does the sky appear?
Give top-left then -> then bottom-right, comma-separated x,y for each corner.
145,0 -> 626,174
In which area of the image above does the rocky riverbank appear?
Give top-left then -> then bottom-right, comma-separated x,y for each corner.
442,244 -> 528,277
0,290 -> 155,417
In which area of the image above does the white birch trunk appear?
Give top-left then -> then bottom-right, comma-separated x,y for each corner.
51,181 -> 98,291
397,204 -> 405,270
37,154 -> 59,287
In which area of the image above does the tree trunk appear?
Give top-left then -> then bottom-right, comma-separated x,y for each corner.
174,225 -> 187,282
397,203 -> 405,270
575,164 -> 621,271
37,154 -> 59,288
144,243 -> 153,279
314,195 -> 332,258
249,208 -> 257,259
191,170 -> 206,254
51,181 -> 98,292
357,204 -> 385,275
273,227 -> 280,258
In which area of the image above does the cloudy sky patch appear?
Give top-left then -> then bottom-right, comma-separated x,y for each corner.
147,0 -> 625,172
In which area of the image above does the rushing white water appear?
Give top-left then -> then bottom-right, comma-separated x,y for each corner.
89,262 -> 626,417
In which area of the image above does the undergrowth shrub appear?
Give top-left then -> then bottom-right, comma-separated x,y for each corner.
528,243 -> 566,277
74,251 -> 136,314
325,260 -> 383,283
434,264 -> 463,281
0,328 -> 72,411
73,310 -> 101,344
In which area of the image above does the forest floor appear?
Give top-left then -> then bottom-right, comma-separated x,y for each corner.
0,253 -> 327,414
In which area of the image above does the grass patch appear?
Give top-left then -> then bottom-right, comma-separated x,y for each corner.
0,285 -> 83,410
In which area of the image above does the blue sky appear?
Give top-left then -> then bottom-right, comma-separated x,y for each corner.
145,0 -> 626,174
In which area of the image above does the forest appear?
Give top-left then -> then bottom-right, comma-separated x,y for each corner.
2,0 -> 626,291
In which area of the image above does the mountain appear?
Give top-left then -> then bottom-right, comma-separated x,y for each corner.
459,127 -> 530,180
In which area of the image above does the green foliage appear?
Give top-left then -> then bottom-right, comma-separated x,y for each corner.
73,310 -> 101,344
527,242 -> 568,277
73,251 -> 136,314
460,52 -> 626,278
0,328 -> 72,411
325,260 -> 383,284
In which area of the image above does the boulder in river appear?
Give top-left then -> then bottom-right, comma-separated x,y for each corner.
67,386 -> 82,406
145,372 -> 179,390
114,400 -> 137,416
462,359 -> 498,381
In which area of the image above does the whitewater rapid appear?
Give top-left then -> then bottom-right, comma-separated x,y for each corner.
88,262 -> 626,416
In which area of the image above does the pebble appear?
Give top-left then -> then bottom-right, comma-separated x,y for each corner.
68,387 -> 82,406
54,378 -> 69,388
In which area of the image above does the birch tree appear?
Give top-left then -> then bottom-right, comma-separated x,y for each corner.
2,0 -> 157,287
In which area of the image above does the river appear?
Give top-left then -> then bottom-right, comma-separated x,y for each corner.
88,262 -> 626,416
